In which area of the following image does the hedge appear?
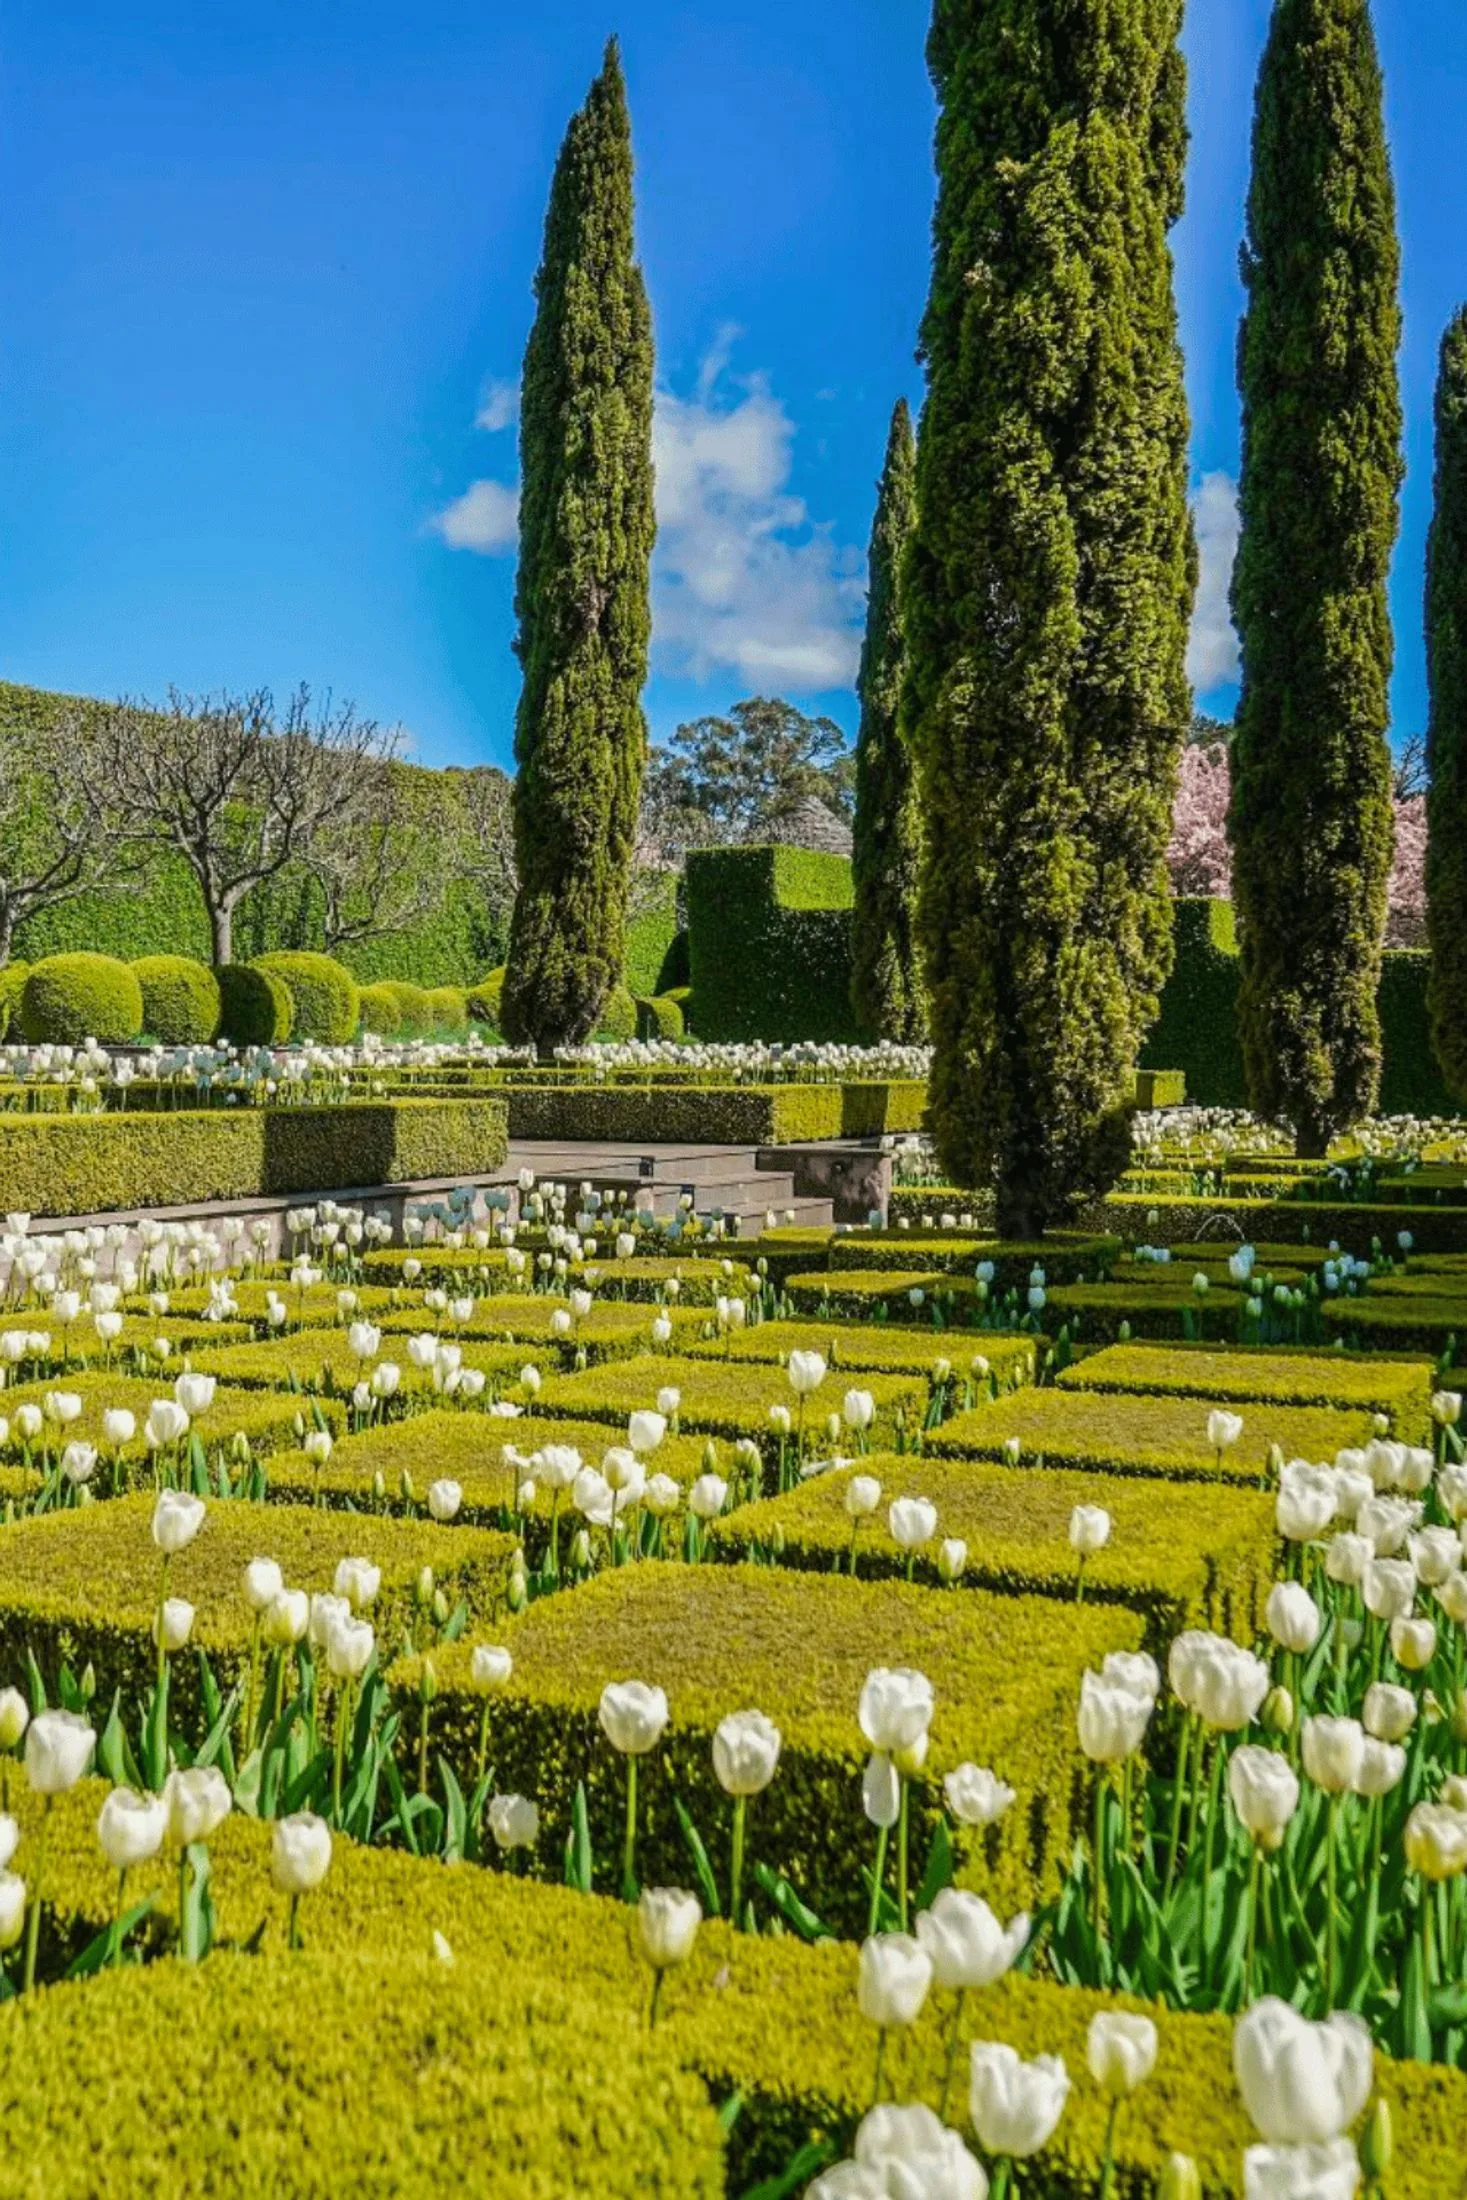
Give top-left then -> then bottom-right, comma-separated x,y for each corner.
829,1231 -> 1120,1281
424,984 -> 469,1032
685,844 -> 859,1043
1092,1191 -> 1467,1257
358,981 -> 404,1036
217,961 -> 293,1046
11,1785 -> 1464,2198
0,1949 -> 724,2198
784,1268 -> 953,1320
376,1295 -> 708,1361
636,992 -> 685,1042
1132,1067 -> 1185,1109
0,959 -> 28,1038
252,952 -> 360,1044
131,954 -> 221,1045
19,952 -> 143,1045
0,1371 -> 340,1464
0,1492 -> 515,1712
929,1388 -> 1378,1484
358,1249 -> 750,1308
714,1454 -> 1276,1645
0,1097 -> 508,1214
156,1280 -> 403,1333
1045,1277 -> 1299,1344
1057,1339 -> 1433,1437
539,1354 -> 925,1451
681,1318 -> 1041,1387
595,984 -> 638,1042
502,1079 -> 927,1146
1321,1296 -> 1467,1357
392,1561 -> 1144,1930
188,1329 -> 530,1396
466,967 -> 505,1029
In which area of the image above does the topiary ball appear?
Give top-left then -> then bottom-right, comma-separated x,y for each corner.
424,985 -> 468,1033
217,963 -> 294,1047
0,961 -> 29,1042
636,993 -> 685,1042
252,952 -> 361,1045
594,984 -> 638,1043
380,982 -> 433,1035
19,953 -> 144,1046
466,967 -> 506,1030
359,983 -> 404,1038
132,955 -> 222,1046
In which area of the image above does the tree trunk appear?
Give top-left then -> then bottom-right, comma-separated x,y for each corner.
211,901 -> 233,967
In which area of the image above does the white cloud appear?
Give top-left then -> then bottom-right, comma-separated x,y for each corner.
475,378 -> 519,433
430,478 -> 519,553
651,333 -> 864,690
1187,470 -> 1241,692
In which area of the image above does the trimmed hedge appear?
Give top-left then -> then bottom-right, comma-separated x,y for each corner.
0,959 -> 29,1038
1321,1295 -> 1467,1356
131,954 -> 221,1045
1057,1338 -> 1433,1436
217,961 -> 293,1046
252,952 -> 360,1044
0,1097 -> 508,1214
0,1371 -> 341,1464
358,981 -> 404,1036
1378,950 -> 1457,1115
594,983 -> 638,1042
12,1785 -> 1465,2198
714,1453 -> 1276,1644
1132,1067 -> 1185,1109
376,1294 -> 707,1361
681,1318 -> 1040,1387
189,1329 -> 529,1396
929,1387 -> 1378,1483
784,1268 -> 951,1320
636,992 -> 685,1041
685,845 -> 859,1043
424,984 -> 469,1032
829,1230 -> 1120,1281
1092,1191 -> 1467,1257
0,1492 -> 514,1711
19,952 -> 143,1044
539,1353 -> 925,1450
393,1561 -> 1144,1929
466,967 -> 505,1029
503,1079 -> 926,1146
0,1950 -> 724,2198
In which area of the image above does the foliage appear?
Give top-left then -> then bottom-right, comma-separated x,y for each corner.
358,982 -> 403,1036
540,1352 -> 924,1449
1229,0 -> 1403,1153
1427,306 -> 1467,1096
851,399 -> 925,1043
635,992 -> 685,1042
0,684 -> 136,962
132,955 -> 221,1045
217,962 -> 293,1047
501,42 -> 656,1051
19,952 -> 144,1046
594,983 -> 637,1042
501,1078 -> 925,1147
904,0 -> 1193,1235
0,958 -> 28,1039
252,952 -> 361,1045
685,845 -> 858,1043
1057,1340 -> 1431,1427
929,1386 -> 1376,1483
646,696 -> 854,845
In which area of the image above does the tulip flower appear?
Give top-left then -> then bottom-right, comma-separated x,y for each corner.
1233,2000 -> 1371,2148
944,1763 -> 1016,1828
888,1496 -> 938,1578
1207,1408 -> 1243,1469
713,1708 -> 781,1925
599,1680 -> 669,1897
0,1874 -> 24,1955
809,2103 -> 986,2200
637,1886 -> 701,2025
333,1556 -> 380,1611
858,1931 -> 933,2101
426,1477 -> 462,1522
487,1792 -> 540,1856
272,1810 -> 333,1947
917,1890 -> 1030,2116
969,2039 -> 1070,2182
96,1784 -> 168,1968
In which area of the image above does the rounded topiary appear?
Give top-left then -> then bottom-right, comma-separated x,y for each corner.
132,955 -> 221,1046
656,930 -> 691,993
359,983 -> 404,1038
19,953 -> 143,1046
664,985 -> 693,1033
0,962 -> 29,1042
636,993 -> 685,1042
252,952 -> 361,1045
467,968 -> 506,1030
594,984 -> 638,1043
217,963 -> 294,1048
425,985 -> 469,1033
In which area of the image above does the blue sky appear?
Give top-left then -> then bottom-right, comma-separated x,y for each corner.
2,1 -> 1464,770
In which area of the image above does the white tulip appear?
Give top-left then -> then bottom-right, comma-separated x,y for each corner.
1232,1999 -> 1372,2146
845,1474 -> 882,1519
243,1557 -> 284,1613
1229,1744 -> 1300,1850
1077,1670 -> 1152,1762
333,1556 -> 380,1611
151,1488 -> 205,1554
488,1792 -> 540,1852
471,1644 -> 513,1692
0,1873 -> 24,1951
96,1785 -> 168,1871
1087,2010 -> 1158,2097
787,1350 -> 827,1397
1207,1408 -> 1244,1454
858,1667 -> 934,1754
916,1888 -> 1029,1989
163,1765 -> 232,1845
1362,1681 -> 1415,1743
628,1410 -> 667,1456
637,1884 -> 702,1969
427,1478 -> 463,1522
1403,1801 -> 1467,1881
1241,2138 -> 1361,2200
325,1613 -> 374,1681
943,1763 -> 1016,1826
101,1408 -> 136,1449
1301,1716 -> 1366,1796
271,1810 -> 332,1894
712,1709 -> 782,1797
1352,1737 -> 1406,1798
1068,1505 -> 1111,1555
152,1597 -> 195,1652
857,1930 -> 933,2028
1266,1581 -> 1321,1655
842,1389 -> 876,1433
969,2041 -> 1071,2157
812,2103 -> 987,2200
888,1497 -> 938,1552
688,1473 -> 727,1522
598,1679 -> 669,1755
173,1372 -> 216,1417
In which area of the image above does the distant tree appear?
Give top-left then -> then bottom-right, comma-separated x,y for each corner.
1169,742 -> 1233,899
1188,708 -> 1234,748
646,696 -> 851,843
1393,731 -> 1427,800
0,705 -> 132,964
81,688 -> 400,964
1427,306 -> 1467,1089
304,765 -> 441,952
1229,0 -> 1403,1154
851,398 -> 925,1042
452,765 -> 519,959
500,40 -> 655,1054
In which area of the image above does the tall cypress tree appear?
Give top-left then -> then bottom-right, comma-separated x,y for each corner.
851,398 -> 925,1043
1426,308 -> 1467,1098
1228,0 -> 1402,1154
903,0 -> 1192,1236
501,41 -> 655,1053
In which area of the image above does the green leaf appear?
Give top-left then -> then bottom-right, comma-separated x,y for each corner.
563,1781 -> 592,1894
751,1861 -> 832,1944
63,1896 -> 156,1982
439,1756 -> 469,1864
671,1792 -> 721,1919
913,1819 -> 954,1915
738,2139 -> 837,2200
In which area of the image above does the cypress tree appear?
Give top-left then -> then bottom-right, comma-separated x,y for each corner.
501,41 -> 655,1053
1228,0 -> 1402,1154
851,398 -> 925,1043
903,0 -> 1193,1236
1426,310 -> 1467,1098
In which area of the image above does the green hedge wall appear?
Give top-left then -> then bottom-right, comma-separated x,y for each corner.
1142,898 -> 1459,1115
686,845 -> 859,1043
503,1078 -> 926,1145
622,870 -> 681,998
0,1097 -> 508,1214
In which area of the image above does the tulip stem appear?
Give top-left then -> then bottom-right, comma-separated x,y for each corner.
287,1891 -> 302,1951
1163,1712 -> 1194,1899
417,1697 -> 431,1796
729,1794 -> 748,1928
548,1491 -> 561,1580
868,1821 -> 890,1939
332,1678 -> 353,1827
243,1615 -> 262,1750
621,1757 -> 639,1902
989,2161 -> 1012,2200
1420,1875 -> 1436,1993
1097,2099 -> 1120,2200
21,1796 -> 51,1993
1199,1736 -> 1224,1990
897,1779 -> 910,1932
1092,1774 -> 1106,1943
1245,1845 -> 1262,2003
869,2027 -> 887,2110
938,1987 -> 967,2122
110,1867 -> 128,1969
154,1552 -> 171,1689
647,1967 -> 664,2030
1325,1794 -> 1340,2004
475,1700 -> 491,1794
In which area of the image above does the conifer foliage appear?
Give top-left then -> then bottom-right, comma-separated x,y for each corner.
501,41 -> 656,1053
903,0 -> 1193,1235
1228,0 -> 1403,1154
1426,308 -> 1467,1098
851,398 -> 925,1043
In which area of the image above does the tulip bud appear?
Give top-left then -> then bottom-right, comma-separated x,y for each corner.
399,1468 -> 416,1503
79,1663 -> 96,1704
1452,1688 -> 1467,1746
432,1589 -> 449,1625
415,1565 -> 434,1608
419,1658 -> 437,1705
569,1528 -> 592,1571
506,1570 -> 529,1613
1157,2157 -> 1201,2200
371,1470 -> 386,1503
1360,2098 -> 1392,2184
1261,1683 -> 1294,1736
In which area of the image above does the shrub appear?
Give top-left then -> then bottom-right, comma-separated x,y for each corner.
636,992 -> 684,1041
252,952 -> 360,1044
392,1562 -> 1144,1930
0,1374 -> 335,1470
425,984 -> 469,1032
376,981 -> 432,1034
189,1329 -> 529,1396
131,954 -> 221,1045
502,1080 -> 926,1147
929,1387 -> 1377,1484
1057,1339 -> 1431,1437
376,1293 -> 705,1359
216,961 -> 293,1046
685,846 -> 858,1043
358,982 -> 403,1037
0,960 -> 29,1039
681,1318 -> 1040,1387
466,967 -> 506,1029
541,1352 -> 924,1450
594,983 -> 638,1041
19,953 -> 143,1045
829,1230 -> 1119,1282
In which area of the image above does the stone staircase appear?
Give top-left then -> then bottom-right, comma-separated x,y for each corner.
499,1141 -> 837,1235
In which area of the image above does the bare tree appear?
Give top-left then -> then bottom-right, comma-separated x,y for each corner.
0,704 -> 133,964
1393,731 -> 1427,802
304,765 -> 441,951
81,687 -> 402,964
452,766 -> 518,943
